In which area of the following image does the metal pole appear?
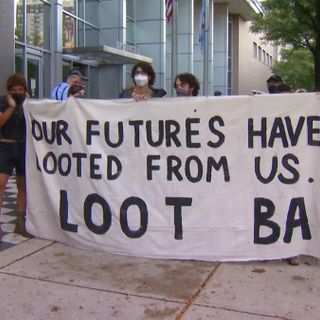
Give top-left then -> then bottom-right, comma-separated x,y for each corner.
203,0 -> 209,95
171,0 -> 178,96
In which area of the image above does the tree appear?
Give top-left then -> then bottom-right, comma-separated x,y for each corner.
272,48 -> 314,91
250,0 -> 320,90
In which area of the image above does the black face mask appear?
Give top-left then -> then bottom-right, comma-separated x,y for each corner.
11,93 -> 26,106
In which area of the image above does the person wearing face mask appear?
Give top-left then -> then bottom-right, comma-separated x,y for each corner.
0,74 -> 31,239
266,75 -> 283,94
119,62 -> 166,101
173,73 -> 200,97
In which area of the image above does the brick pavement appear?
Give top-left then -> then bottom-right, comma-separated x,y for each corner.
0,175 -> 30,251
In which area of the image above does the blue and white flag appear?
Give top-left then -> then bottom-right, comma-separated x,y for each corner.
199,0 -> 206,54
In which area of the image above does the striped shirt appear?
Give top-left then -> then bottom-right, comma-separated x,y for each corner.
51,82 -> 70,100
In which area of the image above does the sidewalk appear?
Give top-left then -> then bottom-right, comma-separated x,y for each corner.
1,179 -> 320,319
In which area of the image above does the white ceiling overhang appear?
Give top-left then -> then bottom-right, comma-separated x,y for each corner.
216,0 -> 263,20
62,45 -> 153,66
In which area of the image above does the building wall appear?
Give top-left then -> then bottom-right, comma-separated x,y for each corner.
233,16 -> 274,95
0,1 -> 15,93
99,0 -> 124,98
135,0 -> 166,90
193,0 -> 214,96
166,0 -> 194,96
213,3 -> 229,95
0,0 -> 276,99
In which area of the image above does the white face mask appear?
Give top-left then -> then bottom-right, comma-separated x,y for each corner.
134,74 -> 149,87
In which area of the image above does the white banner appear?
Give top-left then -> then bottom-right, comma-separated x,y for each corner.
24,93 -> 320,261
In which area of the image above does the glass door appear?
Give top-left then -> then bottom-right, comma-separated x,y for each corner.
27,54 -> 42,98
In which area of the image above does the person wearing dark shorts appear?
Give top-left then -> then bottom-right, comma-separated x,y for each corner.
0,74 -> 31,238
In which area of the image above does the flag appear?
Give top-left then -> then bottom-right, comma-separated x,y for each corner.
199,0 -> 205,54
166,0 -> 173,22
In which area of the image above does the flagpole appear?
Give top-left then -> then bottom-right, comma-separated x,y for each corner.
203,0 -> 209,96
171,0 -> 178,96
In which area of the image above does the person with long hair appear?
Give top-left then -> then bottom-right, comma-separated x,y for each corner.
119,62 -> 166,101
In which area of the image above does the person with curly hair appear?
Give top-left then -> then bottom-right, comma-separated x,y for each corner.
173,72 -> 200,97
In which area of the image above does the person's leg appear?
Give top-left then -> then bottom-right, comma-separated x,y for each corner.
14,143 -> 31,237
0,173 -> 10,212
0,143 -> 12,240
16,175 -> 26,214
14,175 -> 31,237
0,173 -> 10,239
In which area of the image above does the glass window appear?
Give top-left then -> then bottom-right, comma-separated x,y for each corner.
266,53 -> 270,66
27,57 -> 40,98
26,0 -> 50,49
126,0 -> 135,45
62,0 -> 76,15
15,44 -> 25,74
253,42 -> 257,58
78,21 -> 85,46
127,0 -> 134,18
15,0 -> 24,42
85,0 -> 99,25
63,13 -> 76,48
78,0 -> 85,19
85,24 -> 99,46
258,46 -> 262,61
126,18 -> 135,45
43,52 -> 51,98
62,60 -> 72,81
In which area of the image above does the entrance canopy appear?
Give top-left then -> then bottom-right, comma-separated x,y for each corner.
62,45 -> 153,66
216,0 -> 263,20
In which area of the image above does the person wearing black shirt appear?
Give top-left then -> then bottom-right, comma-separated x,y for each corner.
0,74 -> 31,239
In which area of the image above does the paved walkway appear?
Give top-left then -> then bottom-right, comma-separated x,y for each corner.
0,175 -> 30,251
1,177 -> 320,319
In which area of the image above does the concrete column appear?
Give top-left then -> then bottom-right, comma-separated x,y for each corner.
0,1 -> 15,92
135,0 -> 166,91
51,0 -> 63,88
213,3 -> 229,95
99,0 -> 124,98
166,0 -> 194,96
99,0 -> 125,47
231,15 -> 239,95
193,0 -> 214,96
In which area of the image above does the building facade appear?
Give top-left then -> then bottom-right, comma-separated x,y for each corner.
0,0 -> 275,98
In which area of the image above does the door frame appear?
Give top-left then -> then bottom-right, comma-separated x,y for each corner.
26,49 -> 43,98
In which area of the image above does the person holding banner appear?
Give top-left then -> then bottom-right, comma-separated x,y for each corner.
51,68 -> 88,101
67,83 -> 86,98
0,74 -> 31,239
173,73 -> 200,97
266,74 -> 283,94
119,62 -> 166,101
